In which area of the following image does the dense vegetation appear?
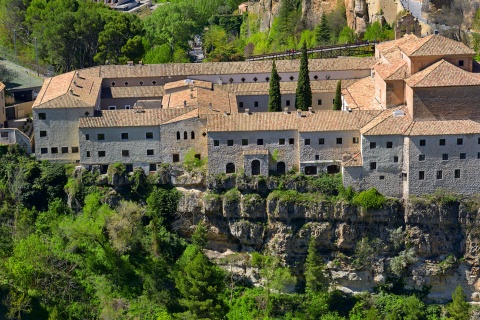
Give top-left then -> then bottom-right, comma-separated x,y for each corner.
0,145 -> 474,319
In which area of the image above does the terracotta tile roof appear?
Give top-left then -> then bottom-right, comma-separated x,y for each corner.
33,71 -> 101,109
101,85 -> 165,99
343,152 -> 363,167
164,79 -> 212,91
399,35 -> 475,57
79,107 -> 197,128
96,57 -> 376,78
375,61 -> 408,80
135,100 -> 162,109
342,77 -> 382,110
376,34 -> 419,55
162,109 -> 200,125
360,107 -> 413,135
206,110 -> 380,132
0,82 -> 5,91
408,119 -> 480,135
218,79 -> 357,95
404,60 -> 480,87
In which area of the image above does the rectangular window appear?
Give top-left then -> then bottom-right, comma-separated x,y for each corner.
108,106 -> 116,110
38,113 -> 46,120
379,176 -> 385,180
242,139 -> 248,146
41,147 -> 48,154
279,138 -> 285,145
239,102 -> 244,108
478,137 -> 480,144
98,151 -> 106,157
286,100 -> 290,107
125,105 -> 131,109
460,153 -> 466,159
336,138 -> 342,145
442,153 -> 449,160
40,130 -> 47,137
51,147 -> 58,154
305,139 -> 310,145
315,155 -> 319,160
439,139 -> 446,146
289,138 -> 295,145
459,60 -> 464,67
257,139 -> 263,145
370,162 -> 377,170
419,171 -> 425,180
317,99 -> 322,105
436,170 -> 443,180
420,139 -> 426,146
86,151 -> 90,157
149,163 -> 157,172
455,169 -> 461,178
126,164 -> 133,173
97,133 -> 105,140
0,132 -> 8,138
173,154 -> 179,162
121,133 -> 128,140
227,140 -> 234,146
457,138 -> 463,145
353,137 -> 359,144
71,147 -> 79,153
147,149 -> 154,156
419,154 -> 425,161
61,147 -> 68,154
370,142 -> 376,149
254,101 -> 259,108
478,152 -> 480,159
122,150 -> 130,157
394,156 -> 399,163
146,132 -> 153,139
319,138 -> 325,145
214,140 -> 220,146
333,99 -> 335,104
386,141 -> 393,148
85,134 -> 90,140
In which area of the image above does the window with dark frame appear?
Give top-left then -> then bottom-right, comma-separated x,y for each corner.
72,147 -> 79,153
305,139 -> 310,145
146,132 -> 153,139
457,138 -> 463,145
227,140 -> 234,146
353,137 -> 359,144
147,149 -> 154,156
317,99 -> 322,105
319,138 -> 325,145
460,153 -> 466,159
394,156 -> 399,162
336,138 -> 342,145
386,141 -> 393,148
149,163 -> 157,171
121,133 -> 128,140
239,102 -> 244,108
214,140 -> 220,146
98,151 -> 105,157
419,171 -> 425,180
61,147 -> 68,154
41,148 -> 48,154
173,154 -> 180,162
289,138 -> 295,145
97,133 -> 105,140
286,100 -> 290,106
257,139 -> 263,145
442,153 -> 448,160
459,60 -> 464,67
370,162 -> 377,170
420,139 -> 426,146
279,138 -> 285,145
455,169 -> 461,178
40,131 -> 47,137
254,101 -> 259,108
315,155 -> 319,160
86,151 -> 90,157
242,139 -> 248,146
38,113 -> 46,120
86,134 -> 90,140
51,147 -> 58,154
370,142 -> 376,149
436,170 -> 443,179
419,154 -> 425,161
439,139 -> 446,146
122,150 -> 130,157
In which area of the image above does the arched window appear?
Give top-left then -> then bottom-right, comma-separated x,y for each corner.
191,131 -> 195,139
277,162 -> 286,175
226,163 -> 235,174
184,131 -> 188,140
251,160 -> 260,175
176,131 -> 180,140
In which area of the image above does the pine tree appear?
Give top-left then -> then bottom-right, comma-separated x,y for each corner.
191,221 -> 208,249
304,237 -> 328,294
315,14 -> 331,45
295,42 -> 312,111
268,60 -> 282,112
446,285 -> 470,320
175,248 -> 227,319
333,80 -> 342,110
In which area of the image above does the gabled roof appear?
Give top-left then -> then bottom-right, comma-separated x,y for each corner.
33,71 -> 101,109
374,61 -> 408,80
101,85 -> 165,99
399,34 -> 475,57
407,119 -> 480,135
360,107 -> 413,135
404,60 -> 480,87
342,77 -> 382,110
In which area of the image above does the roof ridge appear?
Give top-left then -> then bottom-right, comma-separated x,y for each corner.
409,35 -> 434,55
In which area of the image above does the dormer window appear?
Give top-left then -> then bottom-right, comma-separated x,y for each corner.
459,60 -> 464,67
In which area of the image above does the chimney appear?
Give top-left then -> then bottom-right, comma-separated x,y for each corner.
76,71 -> 80,78
183,100 -> 187,108
297,110 -> 302,118
138,61 -> 143,65
223,111 -> 229,116
308,107 -> 314,113
283,107 -> 289,114
245,108 -> 250,114
70,89 -> 74,95
127,60 -> 134,66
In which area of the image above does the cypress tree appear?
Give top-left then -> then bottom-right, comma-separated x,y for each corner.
268,60 -> 282,112
333,80 -> 342,110
295,42 -> 312,111
304,237 -> 328,294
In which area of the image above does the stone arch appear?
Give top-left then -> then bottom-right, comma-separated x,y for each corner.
226,163 -> 235,174
251,160 -> 260,176
276,161 -> 286,175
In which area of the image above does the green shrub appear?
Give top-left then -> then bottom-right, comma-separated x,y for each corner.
223,188 -> 240,204
107,162 -> 126,176
183,148 -> 207,171
352,188 -> 386,210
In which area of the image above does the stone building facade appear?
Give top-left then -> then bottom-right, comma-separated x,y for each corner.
31,34 -> 480,198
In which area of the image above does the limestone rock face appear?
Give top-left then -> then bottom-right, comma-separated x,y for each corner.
172,176 -> 480,303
